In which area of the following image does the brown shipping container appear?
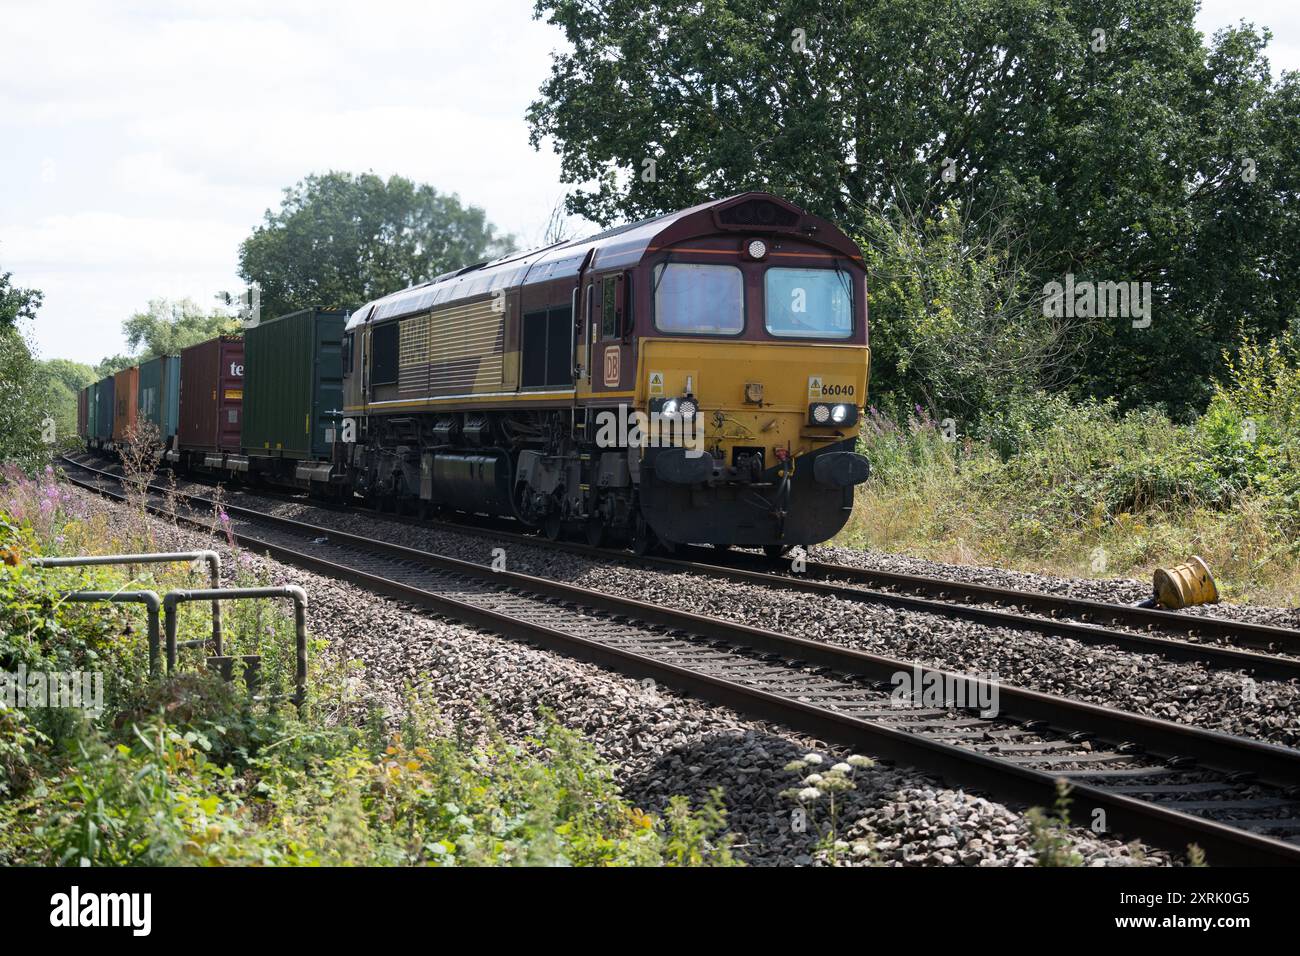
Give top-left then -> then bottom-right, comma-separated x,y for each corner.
112,366 -> 139,441
178,335 -> 244,453
77,387 -> 87,440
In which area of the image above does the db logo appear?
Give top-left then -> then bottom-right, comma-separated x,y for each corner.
603,346 -> 620,387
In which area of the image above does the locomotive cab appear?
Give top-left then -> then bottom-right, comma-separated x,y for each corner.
605,196 -> 871,549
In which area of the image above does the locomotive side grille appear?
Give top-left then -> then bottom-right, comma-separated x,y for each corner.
398,313 -> 431,396
399,296 -> 505,396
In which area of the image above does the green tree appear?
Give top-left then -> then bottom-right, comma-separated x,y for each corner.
121,298 -> 238,359
93,355 -> 139,379
527,0 -> 1300,414
0,269 -> 43,330
860,199 -> 1074,423
238,172 -> 515,320
0,329 -> 54,469
35,358 -> 96,448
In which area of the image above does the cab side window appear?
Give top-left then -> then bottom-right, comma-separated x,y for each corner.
370,322 -> 399,386
601,275 -> 618,339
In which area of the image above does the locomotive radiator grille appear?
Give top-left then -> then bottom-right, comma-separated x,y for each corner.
399,298 -> 505,397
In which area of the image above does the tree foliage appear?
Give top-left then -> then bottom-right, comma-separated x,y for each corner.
0,328 -> 54,470
121,298 -> 238,359
528,0 -> 1300,414
861,199 -> 1078,422
35,358 -> 96,448
0,270 -> 43,330
238,172 -> 516,320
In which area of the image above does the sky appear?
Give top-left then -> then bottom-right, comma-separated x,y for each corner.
2,0 -> 1297,367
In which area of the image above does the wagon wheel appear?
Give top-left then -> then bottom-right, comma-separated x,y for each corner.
763,544 -> 790,560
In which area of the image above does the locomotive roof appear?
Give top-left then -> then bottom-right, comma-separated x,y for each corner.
346,192 -> 861,330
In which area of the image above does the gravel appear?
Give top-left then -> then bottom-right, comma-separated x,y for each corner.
51,476 -> 1174,867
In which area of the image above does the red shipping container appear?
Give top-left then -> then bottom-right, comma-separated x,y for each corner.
113,366 -> 139,442
178,335 -> 244,453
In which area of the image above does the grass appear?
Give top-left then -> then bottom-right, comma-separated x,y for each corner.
838,339 -> 1300,607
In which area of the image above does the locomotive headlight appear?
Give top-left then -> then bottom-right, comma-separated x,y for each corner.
746,238 -> 768,260
809,402 -> 857,426
661,398 -> 679,416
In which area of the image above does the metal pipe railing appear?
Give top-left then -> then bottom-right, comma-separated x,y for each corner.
60,590 -> 163,675
30,551 -> 224,654
164,586 -> 308,707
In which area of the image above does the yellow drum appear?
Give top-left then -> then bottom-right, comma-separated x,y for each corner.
1152,556 -> 1218,609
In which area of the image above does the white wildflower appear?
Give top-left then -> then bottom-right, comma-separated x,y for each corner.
831,762 -> 852,773
803,753 -> 824,765
797,787 -> 822,802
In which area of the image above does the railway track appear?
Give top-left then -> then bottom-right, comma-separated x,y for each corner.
61,455 -> 1300,864
78,449 -> 1300,680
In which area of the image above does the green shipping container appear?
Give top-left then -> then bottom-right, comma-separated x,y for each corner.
86,382 -> 98,441
241,308 -> 347,461
137,354 -> 181,442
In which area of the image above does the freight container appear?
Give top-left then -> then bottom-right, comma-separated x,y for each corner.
137,354 -> 181,445
177,335 -> 244,455
77,386 -> 87,441
113,365 -> 139,442
94,376 -> 115,443
242,308 -> 346,463
86,382 -> 98,445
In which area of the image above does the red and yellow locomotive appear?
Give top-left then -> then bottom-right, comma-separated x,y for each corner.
339,192 -> 871,553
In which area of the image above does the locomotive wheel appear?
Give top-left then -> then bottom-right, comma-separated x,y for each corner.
585,515 -> 607,548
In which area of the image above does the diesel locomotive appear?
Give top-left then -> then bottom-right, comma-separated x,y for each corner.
81,192 -> 873,555
339,192 -> 872,553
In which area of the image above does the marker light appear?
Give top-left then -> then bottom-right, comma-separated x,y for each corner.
811,403 -> 831,424
831,404 -> 849,423
747,238 -> 768,260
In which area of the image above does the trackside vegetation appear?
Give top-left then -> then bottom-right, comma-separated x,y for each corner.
843,336 -> 1300,605
0,470 -> 737,866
